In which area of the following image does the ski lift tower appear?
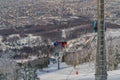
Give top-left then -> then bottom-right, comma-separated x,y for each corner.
54,29 -> 67,70
59,29 -> 67,70
95,0 -> 107,80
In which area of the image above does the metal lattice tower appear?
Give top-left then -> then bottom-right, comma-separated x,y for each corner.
95,0 -> 107,80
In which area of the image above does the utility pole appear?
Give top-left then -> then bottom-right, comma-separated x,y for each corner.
95,0 -> 107,80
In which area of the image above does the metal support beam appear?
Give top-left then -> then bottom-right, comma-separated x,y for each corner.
95,0 -> 107,80
58,56 -> 60,70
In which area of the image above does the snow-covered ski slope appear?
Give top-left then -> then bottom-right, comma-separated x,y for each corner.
37,62 -> 120,80
37,29 -> 120,80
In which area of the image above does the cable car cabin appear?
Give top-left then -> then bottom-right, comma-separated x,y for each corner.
93,20 -> 97,32
61,42 -> 67,47
54,40 -> 67,47
93,20 -> 106,32
58,41 -> 67,47
53,41 -> 59,47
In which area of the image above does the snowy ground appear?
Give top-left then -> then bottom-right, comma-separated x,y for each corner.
37,62 -> 120,80
36,29 -> 120,80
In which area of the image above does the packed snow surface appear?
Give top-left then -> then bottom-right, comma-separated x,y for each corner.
37,62 -> 120,80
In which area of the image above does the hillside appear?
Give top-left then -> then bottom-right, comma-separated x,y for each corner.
0,0 -> 120,28
0,17 -> 120,41
36,28 -> 120,80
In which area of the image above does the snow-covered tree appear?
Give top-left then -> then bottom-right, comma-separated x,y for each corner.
0,51 -> 19,80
